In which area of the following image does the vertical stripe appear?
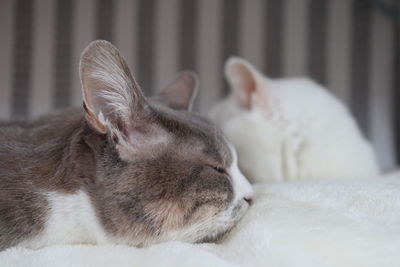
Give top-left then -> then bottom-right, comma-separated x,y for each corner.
115,0 -> 137,74
71,0 -> 96,107
283,0 -> 308,77
96,0 -> 114,41
239,0 -> 264,71
154,0 -> 178,93
370,8 -> 396,170
221,0 -> 240,95
178,0 -> 199,109
350,0 -> 373,137
327,0 -> 352,105
197,0 -> 222,113
136,0 -> 157,94
178,0 -> 198,71
53,0 -> 74,110
264,0 -> 285,77
394,1 -> 400,164
307,0 -> 328,85
11,0 -> 34,118
0,0 -> 14,120
31,0 -> 55,117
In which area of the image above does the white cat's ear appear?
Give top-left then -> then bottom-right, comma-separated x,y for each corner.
225,57 -> 267,109
154,71 -> 198,111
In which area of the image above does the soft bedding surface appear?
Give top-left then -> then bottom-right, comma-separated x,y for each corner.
1,170 -> 400,267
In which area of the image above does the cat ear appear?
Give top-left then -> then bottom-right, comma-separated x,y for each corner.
154,71 -> 198,111
225,57 -> 267,109
80,40 -> 167,156
80,40 -> 147,134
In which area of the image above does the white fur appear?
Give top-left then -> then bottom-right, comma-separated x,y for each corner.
210,58 -> 379,182
3,170 -> 400,267
18,191 -> 109,249
227,142 -> 254,203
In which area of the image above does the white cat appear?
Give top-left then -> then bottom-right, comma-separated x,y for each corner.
210,57 -> 379,182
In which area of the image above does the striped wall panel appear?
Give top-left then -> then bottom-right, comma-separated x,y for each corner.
0,0 -> 398,169
264,0 -> 284,78
31,0 -> 54,117
154,0 -> 178,93
0,0 -> 14,120
137,0 -> 157,94
370,3 -> 396,172
53,0 -> 74,110
11,0 -> 34,118
327,0 -> 352,106
221,0 -> 240,95
282,0 -> 308,78
307,0 -> 328,85
351,0 -> 373,137
197,0 -> 221,112
393,0 -> 399,166
71,0 -> 96,108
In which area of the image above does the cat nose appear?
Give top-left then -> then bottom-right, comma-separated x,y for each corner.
244,197 -> 253,206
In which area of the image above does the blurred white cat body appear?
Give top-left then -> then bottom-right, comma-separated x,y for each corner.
210,57 -> 379,182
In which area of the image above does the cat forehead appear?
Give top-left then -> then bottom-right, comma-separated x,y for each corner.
152,104 -> 233,165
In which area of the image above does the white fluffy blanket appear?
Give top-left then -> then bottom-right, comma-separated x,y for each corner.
1,170 -> 400,267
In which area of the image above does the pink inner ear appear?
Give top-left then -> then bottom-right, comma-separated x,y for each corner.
229,64 -> 257,109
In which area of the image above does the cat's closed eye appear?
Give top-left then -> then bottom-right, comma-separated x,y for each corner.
209,165 -> 227,174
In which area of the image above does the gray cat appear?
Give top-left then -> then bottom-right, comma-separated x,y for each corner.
0,40 -> 253,251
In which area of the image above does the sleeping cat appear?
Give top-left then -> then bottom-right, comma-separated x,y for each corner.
0,41 -> 253,251
210,57 -> 379,182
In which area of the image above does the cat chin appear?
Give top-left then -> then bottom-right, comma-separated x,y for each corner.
157,200 -> 249,245
195,202 -> 248,244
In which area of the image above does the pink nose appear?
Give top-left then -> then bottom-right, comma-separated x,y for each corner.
244,197 -> 253,206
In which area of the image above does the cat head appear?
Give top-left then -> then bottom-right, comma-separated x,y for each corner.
210,57 -> 296,182
79,41 -> 253,246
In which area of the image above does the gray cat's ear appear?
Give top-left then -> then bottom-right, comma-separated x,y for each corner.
154,71 -> 198,111
225,57 -> 267,109
80,40 -> 170,158
79,40 -> 148,134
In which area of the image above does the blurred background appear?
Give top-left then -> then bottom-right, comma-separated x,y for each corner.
0,0 -> 398,170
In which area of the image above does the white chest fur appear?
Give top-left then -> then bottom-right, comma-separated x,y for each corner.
19,190 -> 109,249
